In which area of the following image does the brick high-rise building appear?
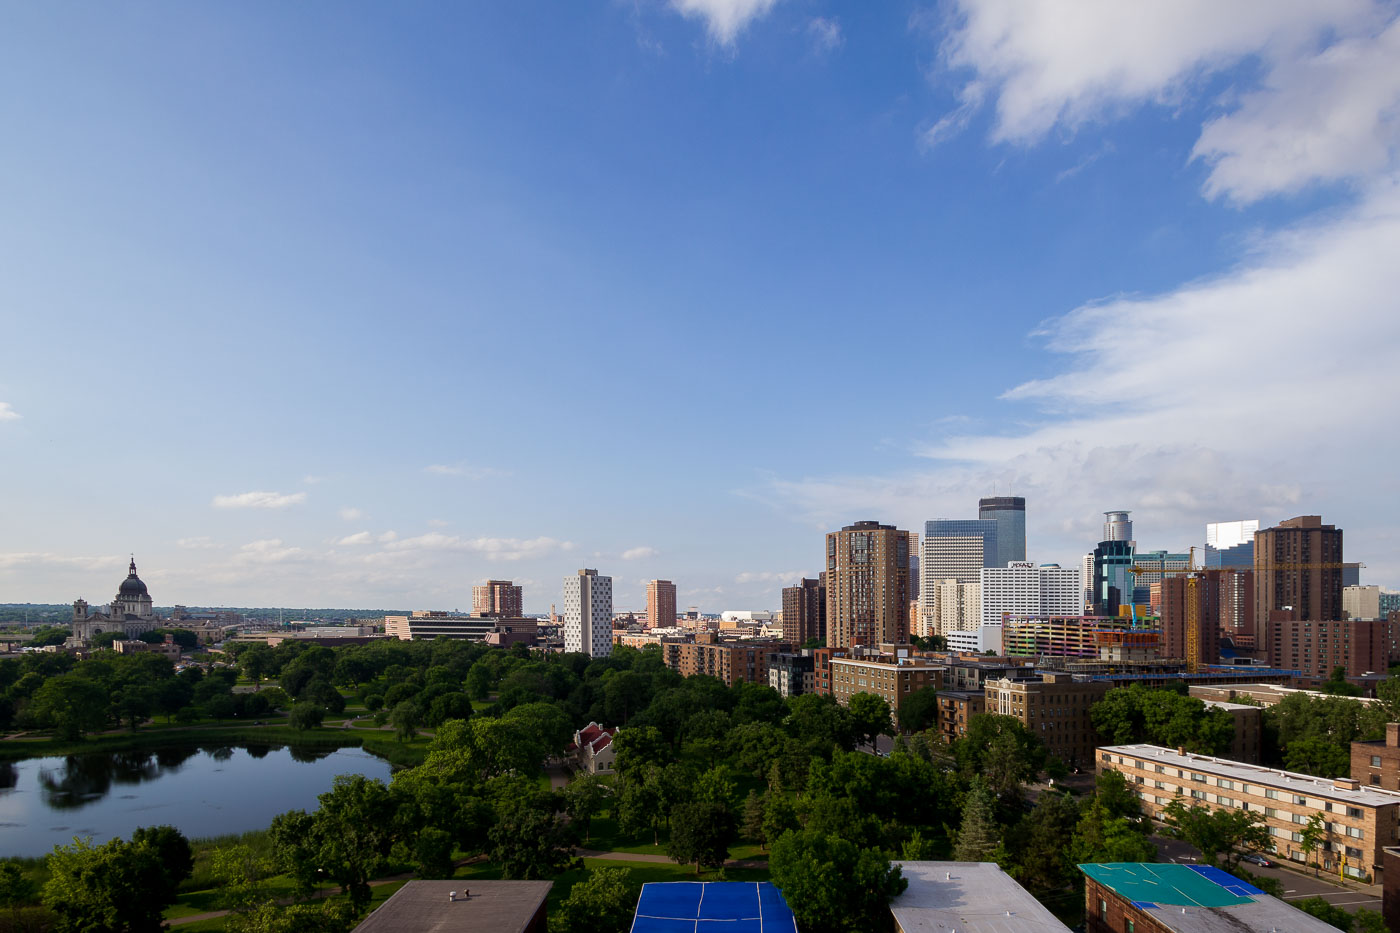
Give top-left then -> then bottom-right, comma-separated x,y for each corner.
825,521 -> 914,649
645,579 -> 677,630
472,580 -> 523,617
1215,568 -> 1256,647
660,633 -> 790,688
1265,617 -> 1387,685
1254,515 -> 1344,650
1160,574 -> 1222,671
781,576 -> 825,646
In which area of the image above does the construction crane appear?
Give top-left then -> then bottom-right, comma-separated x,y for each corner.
1126,556 -> 1365,673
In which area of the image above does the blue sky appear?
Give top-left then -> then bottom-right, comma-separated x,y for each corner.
3,1 -> 1398,611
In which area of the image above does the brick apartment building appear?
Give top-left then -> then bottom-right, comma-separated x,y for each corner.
1353,723 -> 1400,791
660,633 -> 790,687
985,672 -> 1109,769
936,689 -> 985,743
472,580 -> 523,617
1264,616 -> 1388,685
1254,515 -> 1344,650
1099,744 -> 1400,882
828,651 -> 943,730
781,576 -> 825,646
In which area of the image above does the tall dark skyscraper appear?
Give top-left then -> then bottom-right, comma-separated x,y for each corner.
978,496 -> 1026,569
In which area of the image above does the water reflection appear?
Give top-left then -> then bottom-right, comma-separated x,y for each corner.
33,744 -> 303,811
0,744 -> 392,858
288,746 -> 334,764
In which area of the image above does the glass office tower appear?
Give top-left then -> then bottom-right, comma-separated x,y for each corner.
978,497 -> 1026,569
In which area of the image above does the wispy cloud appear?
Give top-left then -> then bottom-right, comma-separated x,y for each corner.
212,490 -> 307,510
670,0 -> 783,45
337,531 -> 373,546
735,570 -> 808,585
0,552 -> 123,571
0,402 -> 20,422
621,546 -> 658,560
235,539 -> 304,564
808,17 -> 842,55
176,537 -> 218,550
384,534 -> 574,561
339,507 -> 363,521
423,463 -> 506,479
302,474 -> 324,485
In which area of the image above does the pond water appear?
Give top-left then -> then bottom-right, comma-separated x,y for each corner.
0,743 -> 393,858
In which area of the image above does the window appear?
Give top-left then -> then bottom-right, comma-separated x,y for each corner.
1099,900 -> 1108,921
1125,922 -> 1134,933
1265,789 -> 1279,800
1348,807 -> 1363,819
1371,755 -> 1382,767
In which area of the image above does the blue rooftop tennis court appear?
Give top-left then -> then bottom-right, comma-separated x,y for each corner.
630,881 -> 798,932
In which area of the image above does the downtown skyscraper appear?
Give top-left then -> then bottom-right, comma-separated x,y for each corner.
978,496 -> 1027,569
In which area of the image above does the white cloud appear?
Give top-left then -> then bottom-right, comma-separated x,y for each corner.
302,474 -> 324,485
0,402 -> 20,422
337,532 -> 373,546
236,539 -> 304,564
378,531 -> 399,543
339,507 -> 363,520
211,490 -> 307,509
176,537 -> 218,550
735,570 -> 809,585
0,552 -> 123,571
670,0 -> 782,45
423,463 -> 505,479
622,546 -> 659,560
384,534 -> 575,562
762,183 -> 1400,575
808,17 -> 842,54
1194,19 -> 1400,203
937,0 -> 1377,145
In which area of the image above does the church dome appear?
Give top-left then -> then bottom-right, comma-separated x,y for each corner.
118,558 -> 149,597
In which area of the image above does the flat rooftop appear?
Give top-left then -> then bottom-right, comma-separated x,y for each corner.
1080,863 -> 1339,933
630,881 -> 796,932
352,880 -> 552,933
889,861 -> 1070,932
1100,744 -> 1400,808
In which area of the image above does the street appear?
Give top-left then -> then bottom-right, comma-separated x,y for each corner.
1151,836 -> 1382,916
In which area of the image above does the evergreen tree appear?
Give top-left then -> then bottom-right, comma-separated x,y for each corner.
952,782 -> 1000,862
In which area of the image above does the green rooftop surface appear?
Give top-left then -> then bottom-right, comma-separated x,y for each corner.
1078,863 -> 1256,909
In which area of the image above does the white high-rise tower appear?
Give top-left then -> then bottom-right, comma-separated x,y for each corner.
564,569 -> 613,658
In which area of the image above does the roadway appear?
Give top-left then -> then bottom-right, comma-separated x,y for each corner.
1152,835 -> 1382,916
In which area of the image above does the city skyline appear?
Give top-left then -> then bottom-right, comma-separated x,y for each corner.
3,3 -> 1399,610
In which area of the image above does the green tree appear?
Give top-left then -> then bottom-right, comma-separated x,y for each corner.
1299,811 -> 1326,876
952,782 -> 1001,862
0,859 -> 38,931
897,687 -> 941,734
289,701 -> 324,731
553,867 -> 635,933
269,776 -> 399,913
1293,896 -> 1352,930
1090,684 -> 1234,755
769,828 -> 906,933
224,900 -> 355,933
1319,666 -> 1362,697
612,725 -> 669,780
1161,798 -> 1269,873
1013,792 -> 1079,895
43,829 -> 194,933
742,789 -> 767,849
667,800 -> 735,874
1352,908 -> 1388,933
390,700 -> 421,742
847,692 -> 894,748
1284,735 -> 1351,778
489,796 -> 577,879
953,714 -> 1049,798
129,825 -> 194,901
28,675 -> 108,740
562,773 -> 610,845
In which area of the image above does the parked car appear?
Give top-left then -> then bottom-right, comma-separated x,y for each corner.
1240,854 -> 1274,868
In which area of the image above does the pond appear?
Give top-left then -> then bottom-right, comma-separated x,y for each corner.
0,743 -> 393,858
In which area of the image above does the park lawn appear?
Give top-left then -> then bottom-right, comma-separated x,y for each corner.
168,880 -> 410,932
